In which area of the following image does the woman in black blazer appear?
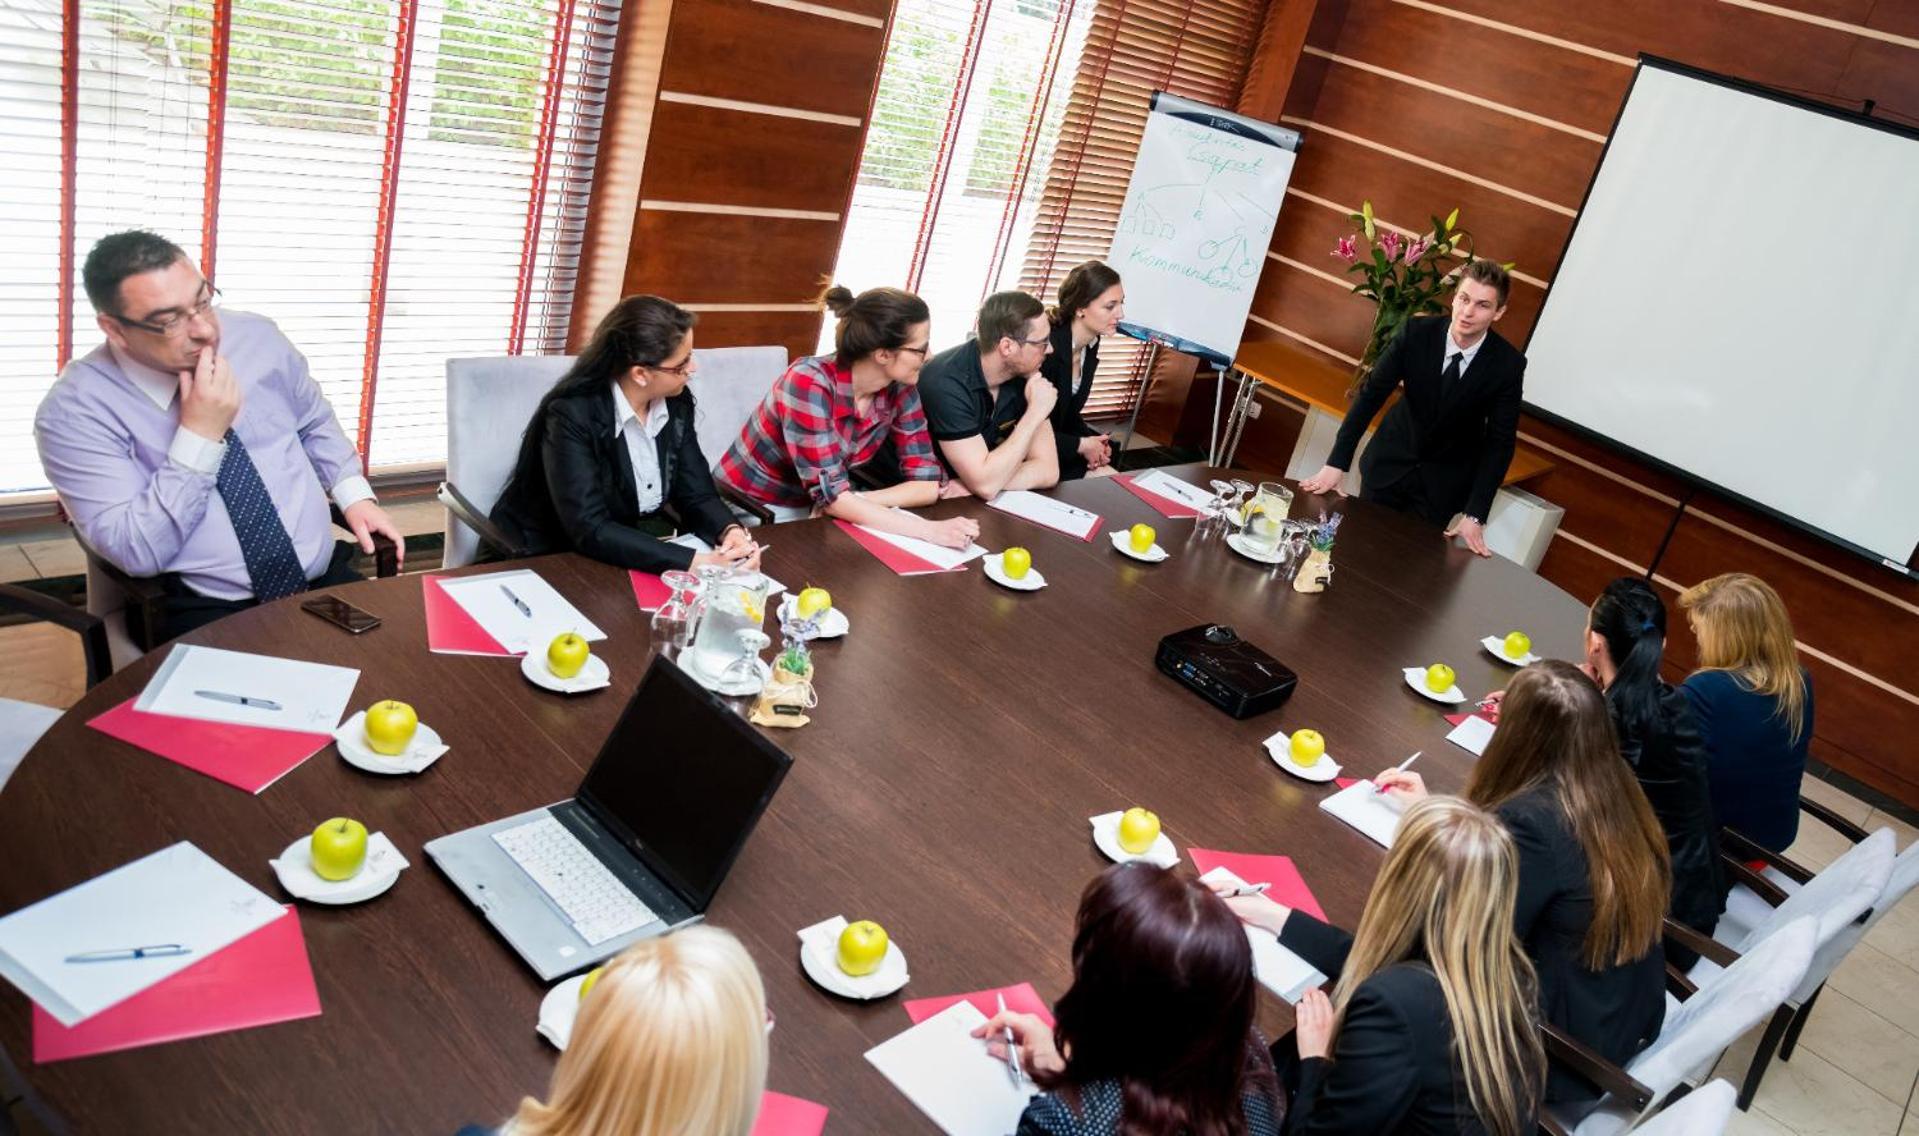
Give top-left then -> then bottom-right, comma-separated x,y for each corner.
1219,797 -> 1543,1136
489,295 -> 761,575
1381,661 -> 1671,1104
1040,261 -> 1124,480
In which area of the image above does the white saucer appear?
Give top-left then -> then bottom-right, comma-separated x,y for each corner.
1403,667 -> 1467,704
1225,532 -> 1284,565
1262,734 -> 1343,782
1109,531 -> 1169,562
777,596 -> 850,639
334,711 -> 448,775
521,651 -> 611,694
538,973 -> 590,1050
1089,811 -> 1180,868
676,649 -> 770,697
983,554 -> 1046,591
797,916 -> 910,1000
270,831 -> 407,905
1481,636 -> 1540,667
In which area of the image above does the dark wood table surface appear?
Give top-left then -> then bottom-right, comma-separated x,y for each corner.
0,465 -> 1590,1134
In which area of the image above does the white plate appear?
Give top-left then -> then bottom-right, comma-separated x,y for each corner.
1480,635 -> 1540,667
777,596 -> 851,640
983,554 -> 1046,591
797,916 -> 910,1000
676,649 -> 770,697
1403,667 -> 1467,704
270,831 -> 407,905
1088,811 -> 1180,868
334,711 -> 448,775
520,651 -> 612,694
1225,531 -> 1284,565
1262,734 -> 1343,782
1108,531 -> 1169,562
538,973 -> 589,1050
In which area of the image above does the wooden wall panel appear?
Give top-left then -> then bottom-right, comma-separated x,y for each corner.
683,310 -> 823,361
640,102 -> 866,212
625,211 -> 842,302
658,0 -> 888,120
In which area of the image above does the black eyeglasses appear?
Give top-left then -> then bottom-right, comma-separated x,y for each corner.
894,345 -> 930,358
1011,335 -> 1051,349
109,285 -> 221,337
645,357 -> 695,377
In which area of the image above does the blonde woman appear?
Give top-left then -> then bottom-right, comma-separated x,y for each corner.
1678,573 -> 1813,852
462,925 -> 767,1136
1218,797 -> 1542,1135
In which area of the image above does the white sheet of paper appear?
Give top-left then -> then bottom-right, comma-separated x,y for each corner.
666,533 -> 712,552
134,644 -> 360,733
0,842 -> 282,1026
856,516 -> 988,571
1447,715 -> 1497,756
1132,469 -> 1219,511
1318,780 -> 1407,849
437,568 -> 608,654
985,489 -> 1102,540
865,1001 -> 1037,1136
1198,868 -> 1327,1002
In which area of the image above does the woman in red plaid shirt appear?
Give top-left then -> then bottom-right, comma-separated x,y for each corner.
717,286 -> 980,548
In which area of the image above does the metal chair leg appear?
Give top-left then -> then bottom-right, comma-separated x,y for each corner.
1738,1005 -> 1793,1110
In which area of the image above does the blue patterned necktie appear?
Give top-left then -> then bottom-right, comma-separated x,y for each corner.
216,429 -> 309,601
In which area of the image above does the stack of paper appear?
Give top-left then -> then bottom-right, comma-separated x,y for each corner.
1126,470 -> 1219,517
1445,712 -> 1497,756
865,1001 -> 1037,1135
1197,867 -> 1327,1003
425,568 -> 607,655
1318,780 -> 1408,848
985,490 -> 1104,541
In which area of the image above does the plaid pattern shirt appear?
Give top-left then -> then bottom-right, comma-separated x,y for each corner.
717,354 -> 944,508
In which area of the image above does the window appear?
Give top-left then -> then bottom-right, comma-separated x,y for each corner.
1,0 -> 619,495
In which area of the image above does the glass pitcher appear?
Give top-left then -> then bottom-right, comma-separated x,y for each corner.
687,566 -> 772,682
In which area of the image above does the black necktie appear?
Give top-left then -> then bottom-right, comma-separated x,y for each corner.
1442,351 -> 1463,386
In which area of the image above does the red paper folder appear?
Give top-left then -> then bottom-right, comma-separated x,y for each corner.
902,981 -> 1054,1028
1115,473 -> 1205,519
32,906 -> 320,1062
1333,776 -> 1360,790
88,700 -> 330,794
1190,848 -> 1327,922
422,574 -> 512,655
1444,710 -> 1497,728
630,570 -> 672,612
752,1090 -> 829,1136
832,520 -> 968,576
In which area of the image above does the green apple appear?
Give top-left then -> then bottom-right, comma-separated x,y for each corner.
836,920 -> 889,977
1128,523 -> 1157,553
362,699 -> 418,757
1288,728 -> 1326,767
547,632 -> 590,679
796,586 -> 833,619
1117,806 -> 1161,854
1002,547 -> 1033,580
1425,663 -> 1456,694
579,966 -> 605,1003
1503,630 -> 1531,659
310,817 -> 368,882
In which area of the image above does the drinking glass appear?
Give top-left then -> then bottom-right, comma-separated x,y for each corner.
1242,481 -> 1294,556
649,599 -> 691,661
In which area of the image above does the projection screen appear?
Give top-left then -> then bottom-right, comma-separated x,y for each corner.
1523,59 -> 1919,575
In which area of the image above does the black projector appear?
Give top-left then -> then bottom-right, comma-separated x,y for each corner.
1155,624 -> 1298,719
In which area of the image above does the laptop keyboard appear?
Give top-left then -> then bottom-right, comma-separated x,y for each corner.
492,816 -> 657,946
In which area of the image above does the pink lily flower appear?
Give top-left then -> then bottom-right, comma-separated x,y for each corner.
1333,235 -> 1358,263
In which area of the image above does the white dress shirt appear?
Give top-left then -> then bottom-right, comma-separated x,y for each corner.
612,384 -> 671,514
1443,327 -> 1487,379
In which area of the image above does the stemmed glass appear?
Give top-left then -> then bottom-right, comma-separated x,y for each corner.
1205,479 -> 1236,536
718,629 -> 771,694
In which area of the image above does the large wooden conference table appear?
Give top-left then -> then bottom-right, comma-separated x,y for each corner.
0,466 -> 1590,1133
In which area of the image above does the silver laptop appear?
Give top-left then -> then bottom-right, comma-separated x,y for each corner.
426,655 -> 793,980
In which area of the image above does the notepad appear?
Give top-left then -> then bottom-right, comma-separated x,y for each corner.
0,842 -> 283,1026
837,517 -> 987,574
903,982 -> 1053,1028
134,645 -> 360,734
865,1001 -> 1037,1136
1445,713 -> 1497,756
985,490 -> 1103,541
435,569 -> 607,655
1197,868 -> 1327,1003
1318,779 -> 1407,848
1131,469 -> 1218,513
1188,849 -> 1326,922
88,699 -> 331,794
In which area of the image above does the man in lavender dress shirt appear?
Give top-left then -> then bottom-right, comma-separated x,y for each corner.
35,230 -> 406,647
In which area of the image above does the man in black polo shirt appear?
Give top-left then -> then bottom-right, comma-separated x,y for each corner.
917,290 -> 1060,499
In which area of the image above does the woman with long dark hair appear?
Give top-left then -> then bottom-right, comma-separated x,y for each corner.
489,295 -> 759,573
1380,661 -> 1670,1103
1041,261 -> 1124,479
975,863 -> 1281,1136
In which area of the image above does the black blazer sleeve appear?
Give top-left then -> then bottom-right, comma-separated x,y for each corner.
1286,976 -> 1423,1135
1278,914 -> 1354,979
1501,795 -> 1562,940
663,402 -> 740,548
1464,349 -> 1525,520
1325,321 -> 1415,471
541,399 -> 697,575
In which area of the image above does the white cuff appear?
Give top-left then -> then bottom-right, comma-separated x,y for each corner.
167,426 -> 226,476
331,475 -> 376,512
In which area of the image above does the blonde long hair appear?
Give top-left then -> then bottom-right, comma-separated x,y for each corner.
1333,797 -> 1543,1136
511,925 -> 768,1136
1679,572 -> 1809,743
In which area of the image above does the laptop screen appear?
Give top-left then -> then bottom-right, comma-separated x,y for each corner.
577,656 -> 793,911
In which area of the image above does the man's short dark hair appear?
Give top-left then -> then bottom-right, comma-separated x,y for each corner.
975,291 -> 1046,353
83,230 -> 187,316
1459,259 -> 1511,308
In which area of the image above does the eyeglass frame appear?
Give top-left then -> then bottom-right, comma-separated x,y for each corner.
107,284 -> 222,337
643,355 -> 696,378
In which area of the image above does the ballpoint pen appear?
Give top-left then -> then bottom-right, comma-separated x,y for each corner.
194,690 -> 282,710
1375,751 -> 1421,794
1219,881 -> 1271,898
501,584 -> 533,618
996,992 -> 1024,1087
67,944 -> 192,963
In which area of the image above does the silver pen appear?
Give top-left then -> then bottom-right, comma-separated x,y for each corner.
1375,751 -> 1422,794
500,584 -> 533,617
67,944 -> 192,963
996,992 -> 1024,1087
194,690 -> 281,711
1220,881 -> 1270,898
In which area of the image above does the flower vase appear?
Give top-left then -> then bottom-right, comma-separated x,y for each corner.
1293,548 -> 1334,594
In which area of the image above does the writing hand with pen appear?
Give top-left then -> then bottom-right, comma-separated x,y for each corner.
970,1007 -> 1064,1082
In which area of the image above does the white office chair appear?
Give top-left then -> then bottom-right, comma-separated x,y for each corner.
1543,918 -> 1816,1136
1628,1079 -> 1736,1136
684,345 -> 788,469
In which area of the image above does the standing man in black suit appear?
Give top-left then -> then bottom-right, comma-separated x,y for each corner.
1298,260 -> 1524,557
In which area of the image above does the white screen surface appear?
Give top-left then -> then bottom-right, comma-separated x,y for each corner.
1525,64 -> 1919,568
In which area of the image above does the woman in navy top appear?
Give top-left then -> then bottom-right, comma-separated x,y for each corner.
1678,573 -> 1814,853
